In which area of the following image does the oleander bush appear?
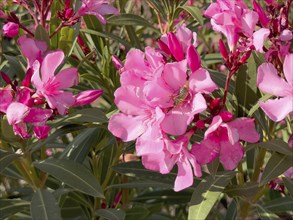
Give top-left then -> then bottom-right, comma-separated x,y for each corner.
0,0 -> 292,219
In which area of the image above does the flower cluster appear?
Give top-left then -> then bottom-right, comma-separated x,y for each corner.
0,36 -> 103,139
108,26 -> 260,191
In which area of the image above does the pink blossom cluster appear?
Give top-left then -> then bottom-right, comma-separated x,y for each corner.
0,36 -> 103,139
108,26 -> 260,191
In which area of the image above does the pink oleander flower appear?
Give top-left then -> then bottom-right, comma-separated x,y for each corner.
192,115 -> 260,170
18,36 -> 48,68
142,131 -> 202,192
31,50 -> 79,115
2,22 -> 19,38
204,0 -> 258,51
78,0 -> 119,24
1,86 -> 53,139
257,53 -> 293,122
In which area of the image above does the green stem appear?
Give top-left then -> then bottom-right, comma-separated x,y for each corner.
251,148 -> 267,182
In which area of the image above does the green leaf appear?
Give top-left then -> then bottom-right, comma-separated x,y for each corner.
248,94 -> 272,116
133,190 -> 191,204
107,14 -> 157,31
247,140 -> 293,156
283,177 -> 293,197
125,207 -> 150,220
35,25 -> 50,46
107,181 -> 171,189
59,127 -> 100,163
225,182 -> 261,200
3,55 -> 25,79
68,108 -> 108,123
263,197 -> 293,213
256,204 -> 281,220
0,150 -> 20,173
96,209 -> 125,220
34,158 -> 104,197
30,189 -> 62,220
0,199 -> 30,219
260,152 -> 292,186
180,5 -> 204,25
188,171 -> 235,220
202,53 -> 223,66
225,200 -> 237,220
235,55 -> 258,117
125,26 -> 141,49
59,27 -> 74,54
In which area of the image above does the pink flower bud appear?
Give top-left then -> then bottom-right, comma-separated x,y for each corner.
65,8 -> 74,19
196,120 -> 205,129
158,39 -> 171,56
22,68 -> 33,87
1,71 -> 12,85
187,45 -> 201,72
219,39 -> 229,60
167,32 -> 184,61
253,0 -> 270,27
209,98 -> 221,110
111,55 -> 123,71
34,98 -> 46,105
2,22 -> 19,38
219,111 -> 233,122
239,50 -> 252,64
74,89 -> 103,106
34,125 -> 50,139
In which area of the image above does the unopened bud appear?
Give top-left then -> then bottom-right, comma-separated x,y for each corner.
187,45 -> 201,72
253,0 -> 270,27
209,98 -> 221,110
196,120 -> 205,129
1,71 -> 12,85
158,39 -> 171,56
219,111 -> 233,122
167,32 -> 184,61
219,39 -> 229,61
111,55 -> 123,71
239,50 -> 252,64
22,68 -> 33,87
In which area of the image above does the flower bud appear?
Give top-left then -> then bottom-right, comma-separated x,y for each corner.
219,39 -> 229,61
209,98 -> 221,110
158,39 -> 171,56
2,22 -> 19,38
219,111 -> 233,122
74,89 -> 103,106
239,50 -> 252,64
1,71 -> 12,85
22,68 -> 33,87
187,45 -> 201,72
111,55 -> 123,71
167,32 -> 184,61
253,0 -> 270,27
196,120 -> 205,129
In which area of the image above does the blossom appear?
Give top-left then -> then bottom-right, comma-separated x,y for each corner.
192,116 -> 259,170
2,22 -> 19,38
142,131 -> 202,191
204,0 -> 258,51
78,0 -> 119,24
31,50 -> 79,115
257,53 -> 293,122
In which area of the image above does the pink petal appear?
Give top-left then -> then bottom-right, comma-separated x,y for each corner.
161,111 -> 190,136
241,10 -> 258,37
205,116 -> 223,138
189,68 -> 218,94
41,51 -> 64,83
163,60 -> 187,92
96,4 -> 119,16
260,96 -> 293,122
280,30 -> 292,42
174,159 -> 193,191
24,108 -> 53,125
187,154 -> 202,177
12,122 -> 31,139
136,125 -> 164,155
6,102 -> 30,125
190,93 -> 207,116
253,28 -> 270,53
141,151 -> 175,174
0,87 -> 13,113
283,53 -> 293,86
31,61 -> 43,91
108,113 -> 146,142
219,141 -> 244,170
227,118 -> 260,143
124,49 -> 147,72
191,136 -> 220,165
54,68 -> 79,89
45,92 -> 75,115
16,87 -> 32,106
175,25 -> 193,51
34,125 -> 50,139
114,86 -> 147,115
74,89 -> 103,106
257,63 -> 292,97
145,47 -> 164,69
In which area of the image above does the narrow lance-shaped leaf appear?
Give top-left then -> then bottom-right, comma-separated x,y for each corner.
247,140 -> 293,157
96,208 -> 125,220
188,171 -> 236,220
30,189 -> 62,220
34,158 -> 104,198
0,199 -> 30,219
0,150 -> 20,173
255,204 -> 281,220
283,177 -> 293,197
263,197 -> 293,213
260,152 -> 292,186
